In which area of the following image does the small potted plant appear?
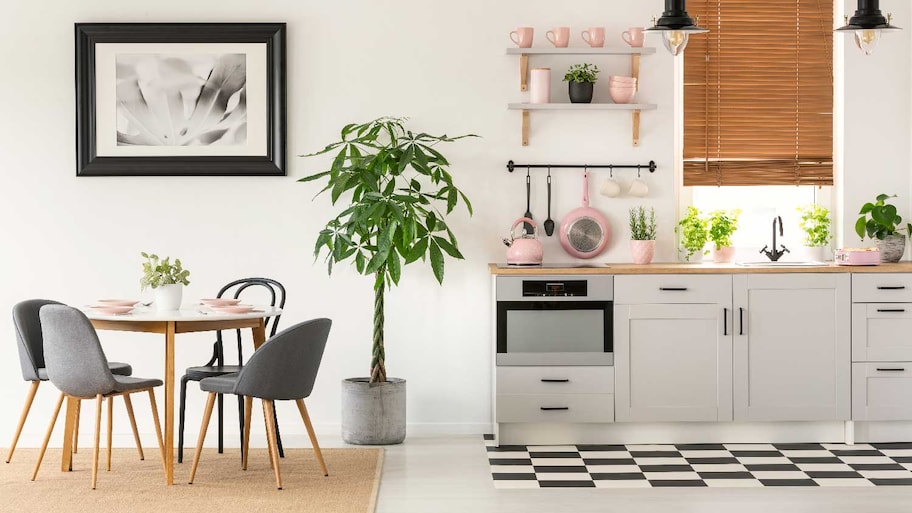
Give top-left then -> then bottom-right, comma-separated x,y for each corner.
708,209 -> 741,263
563,63 -> 599,104
855,194 -> 912,262
629,206 -> 657,264
677,206 -> 708,262
797,204 -> 833,262
140,252 -> 190,311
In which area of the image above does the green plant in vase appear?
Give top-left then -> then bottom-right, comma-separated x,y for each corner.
629,206 -> 657,264
563,63 -> 599,104
677,206 -> 708,262
140,252 -> 190,311
855,194 -> 912,262
797,204 -> 832,261
707,209 -> 741,263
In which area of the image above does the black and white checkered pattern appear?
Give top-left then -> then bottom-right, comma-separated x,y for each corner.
484,435 -> 912,488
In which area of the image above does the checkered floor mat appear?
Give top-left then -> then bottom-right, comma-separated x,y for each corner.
484,435 -> 912,488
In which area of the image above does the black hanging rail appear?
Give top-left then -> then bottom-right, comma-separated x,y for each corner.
506,160 -> 657,173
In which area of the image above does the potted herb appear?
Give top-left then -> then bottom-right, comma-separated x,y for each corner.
629,206 -> 657,264
677,206 -> 708,262
855,194 -> 912,262
708,209 -> 741,263
563,63 -> 599,104
299,117 -> 475,445
140,252 -> 190,311
797,204 -> 833,261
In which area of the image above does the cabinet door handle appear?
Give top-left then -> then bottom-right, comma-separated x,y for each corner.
659,287 -> 688,291
876,367 -> 906,372
540,379 -> 570,383
877,309 -> 906,313
540,407 -> 570,411
877,286 -> 907,290
739,307 -> 745,335
723,307 -> 729,336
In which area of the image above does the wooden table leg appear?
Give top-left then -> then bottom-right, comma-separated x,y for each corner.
60,397 -> 79,472
251,318 -> 266,349
163,321 -> 176,485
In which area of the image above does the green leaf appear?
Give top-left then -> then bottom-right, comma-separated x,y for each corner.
433,236 -> 464,259
426,211 -> 437,232
406,237 -> 428,264
876,194 -> 892,202
330,173 -> 352,203
446,187 -> 457,214
387,247 -> 402,285
429,242 -> 444,284
355,251 -> 366,273
459,191 -> 473,216
859,203 -> 875,215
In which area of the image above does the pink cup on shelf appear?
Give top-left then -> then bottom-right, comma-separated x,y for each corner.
581,27 -> 605,48
510,27 -> 534,48
622,27 -> 645,48
546,27 -> 570,48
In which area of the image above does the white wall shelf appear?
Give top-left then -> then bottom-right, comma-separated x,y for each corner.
506,47 -> 657,56
508,103 -> 657,111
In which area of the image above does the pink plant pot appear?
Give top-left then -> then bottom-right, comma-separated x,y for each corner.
712,246 -> 736,263
609,86 -> 637,104
608,75 -> 637,84
630,240 -> 656,265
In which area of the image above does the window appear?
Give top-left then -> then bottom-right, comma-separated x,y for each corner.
683,0 -> 835,187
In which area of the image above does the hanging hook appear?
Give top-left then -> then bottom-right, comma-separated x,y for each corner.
637,168 -> 642,178
547,166 -> 551,182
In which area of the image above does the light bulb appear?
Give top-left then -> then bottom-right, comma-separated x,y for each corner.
662,30 -> 690,56
854,28 -> 882,55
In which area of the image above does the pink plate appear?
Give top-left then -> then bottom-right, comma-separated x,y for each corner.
96,299 -> 138,307
200,298 -> 242,307
209,305 -> 255,314
90,305 -> 134,315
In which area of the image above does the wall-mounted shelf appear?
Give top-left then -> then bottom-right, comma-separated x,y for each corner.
508,46 -> 655,147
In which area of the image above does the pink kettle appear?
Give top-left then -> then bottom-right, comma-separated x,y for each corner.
503,217 -> 544,265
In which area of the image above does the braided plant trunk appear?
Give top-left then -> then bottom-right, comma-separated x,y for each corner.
370,271 -> 387,383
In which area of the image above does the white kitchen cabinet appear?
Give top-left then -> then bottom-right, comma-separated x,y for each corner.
732,274 -> 851,421
852,363 -> 912,421
852,304 -> 912,361
614,275 -> 733,422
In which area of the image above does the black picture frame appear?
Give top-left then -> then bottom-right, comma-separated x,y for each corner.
75,23 -> 286,177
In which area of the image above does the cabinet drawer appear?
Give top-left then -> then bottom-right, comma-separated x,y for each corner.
853,274 -> 912,303
852,304 -> 912,361
615,275 -> 732,304
496,394 -> 614,423
852,363 -> 912,421
497,366 -> 614,395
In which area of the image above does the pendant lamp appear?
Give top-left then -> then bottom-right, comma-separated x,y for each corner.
836,0 -> 901,55
645,0 -> 708,56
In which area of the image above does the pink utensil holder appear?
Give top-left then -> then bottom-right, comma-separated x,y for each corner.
530,68 -> 551,104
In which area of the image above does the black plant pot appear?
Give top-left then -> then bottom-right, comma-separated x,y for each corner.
569,81 -> 594,103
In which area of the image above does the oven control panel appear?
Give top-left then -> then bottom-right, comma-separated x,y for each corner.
522,280 -> 587,297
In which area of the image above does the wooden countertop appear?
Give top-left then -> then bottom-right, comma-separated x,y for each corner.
489,262 -> 912,275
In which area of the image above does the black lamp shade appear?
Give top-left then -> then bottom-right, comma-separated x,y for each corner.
836,0 -> 901,31
646,0 -> 709,33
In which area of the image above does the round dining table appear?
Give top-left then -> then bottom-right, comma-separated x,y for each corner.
74,305 -> 282,485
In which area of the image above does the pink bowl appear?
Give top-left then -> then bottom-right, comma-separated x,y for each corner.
90,305 -> 134,315
609,86 -> 637,104
209,305 -> 255,314
608,75 -> 637,83
96,299 -> 138,307
200,298 -> 242,307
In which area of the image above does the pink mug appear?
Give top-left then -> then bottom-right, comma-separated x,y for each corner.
546,27 -> 570,48
581,27 -> 605,48
622,27 -> 645,48
510,27 -> 534,48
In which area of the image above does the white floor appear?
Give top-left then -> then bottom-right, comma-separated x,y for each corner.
375,435 -> 912,513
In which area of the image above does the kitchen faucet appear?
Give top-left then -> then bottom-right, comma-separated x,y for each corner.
760,216 -> 790,261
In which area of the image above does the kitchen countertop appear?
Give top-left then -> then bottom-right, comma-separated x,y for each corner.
489,262 -> 912,275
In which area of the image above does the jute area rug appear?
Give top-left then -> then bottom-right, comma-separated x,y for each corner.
1,447 -> 383,513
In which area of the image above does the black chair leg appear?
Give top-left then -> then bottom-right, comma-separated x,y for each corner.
217,392 -> 224,454
237,394 -> 245,463
273,407 -> 284,458
178,374 -> 189,464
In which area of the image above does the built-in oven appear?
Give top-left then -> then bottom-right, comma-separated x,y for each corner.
495,275 -> 613,366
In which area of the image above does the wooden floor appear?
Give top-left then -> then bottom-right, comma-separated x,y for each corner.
376,435 -> 912,513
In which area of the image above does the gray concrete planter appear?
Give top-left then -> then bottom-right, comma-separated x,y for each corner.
875,234 -> 906,263
341,377 -> 406,445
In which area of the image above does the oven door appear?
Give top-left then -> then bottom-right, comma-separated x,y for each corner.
496,301 -> 613,366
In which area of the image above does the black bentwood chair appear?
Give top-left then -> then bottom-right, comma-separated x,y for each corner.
188,318 -> 331,489
177,278 -> 286,463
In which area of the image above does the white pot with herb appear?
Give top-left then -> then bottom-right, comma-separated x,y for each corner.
140,252 -> 191,311
677,206 -> 708,262
797,204 -> 832,261
629,206 -> 657,265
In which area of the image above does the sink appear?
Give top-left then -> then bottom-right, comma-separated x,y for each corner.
735,261 -> 827,267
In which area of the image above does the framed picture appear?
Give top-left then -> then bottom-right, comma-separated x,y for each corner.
75,23 -> 286,176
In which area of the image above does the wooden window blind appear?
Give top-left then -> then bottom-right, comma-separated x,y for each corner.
683,0 -> 834,186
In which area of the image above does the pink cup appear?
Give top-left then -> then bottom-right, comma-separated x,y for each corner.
510,27 -> 534,48
546,27 -> 570,48
581,27 -> 605,48
622,27 -> 645,48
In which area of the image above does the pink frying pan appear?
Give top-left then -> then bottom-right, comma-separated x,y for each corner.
559,170 -> 611,259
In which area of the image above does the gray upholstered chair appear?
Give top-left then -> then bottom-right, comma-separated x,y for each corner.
6,299 -> 135,464
32,304 -> 166,489
188,318 -> 331,490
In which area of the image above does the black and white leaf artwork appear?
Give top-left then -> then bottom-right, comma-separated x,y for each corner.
115,53 -> 247,147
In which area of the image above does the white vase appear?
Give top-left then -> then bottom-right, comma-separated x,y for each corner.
630,240 -> 656,265
803,245 -> 829,262
154,284 -> 183,311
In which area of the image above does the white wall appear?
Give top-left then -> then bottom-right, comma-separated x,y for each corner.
0,0 -> 909,448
